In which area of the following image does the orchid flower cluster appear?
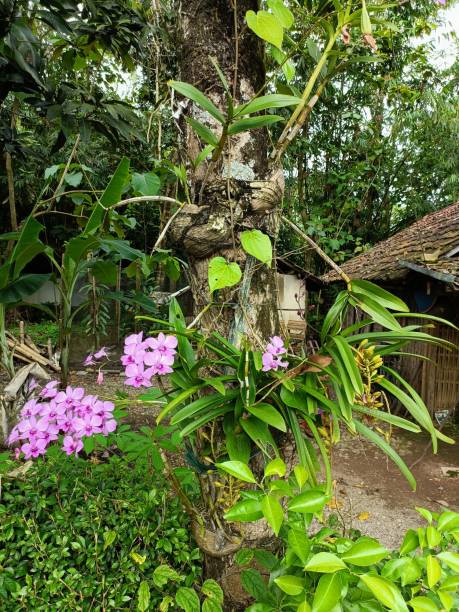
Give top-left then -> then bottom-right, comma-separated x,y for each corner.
7,381 -> 116,459
83,346 -> 109,385
121,332 -> 178,387
262,336 -> 289,372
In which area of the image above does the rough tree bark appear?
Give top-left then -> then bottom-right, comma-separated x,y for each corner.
171,0 -> 283,346
169,2 -> 285,608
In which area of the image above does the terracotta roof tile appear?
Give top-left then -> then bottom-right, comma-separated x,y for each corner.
322,202 -> 459,282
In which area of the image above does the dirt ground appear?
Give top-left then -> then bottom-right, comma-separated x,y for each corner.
329,428 -> 459,548
5,370 -> 459,549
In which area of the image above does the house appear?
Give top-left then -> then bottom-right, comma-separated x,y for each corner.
322,202 -> 459,418
276,258 -> 323,342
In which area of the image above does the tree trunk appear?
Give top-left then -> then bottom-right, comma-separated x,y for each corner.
169,2 -> 284,607
171,0 -> 283,345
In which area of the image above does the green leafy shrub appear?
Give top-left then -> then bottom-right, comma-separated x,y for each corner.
0,453 -> 201,610
221,459 -> 459,611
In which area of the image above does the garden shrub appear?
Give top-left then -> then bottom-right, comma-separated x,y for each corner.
0,452 -> 201,610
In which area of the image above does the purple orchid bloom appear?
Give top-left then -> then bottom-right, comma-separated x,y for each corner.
39,380 -> 59,399
124,363 -> 154,387
94,346 -> 109,359
62,435 -> 83,456
21,438 -> 48,459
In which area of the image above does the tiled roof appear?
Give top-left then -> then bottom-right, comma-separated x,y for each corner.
322,202 -> 459,283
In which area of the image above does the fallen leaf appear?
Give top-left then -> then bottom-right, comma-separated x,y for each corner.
358,511 -> 370,521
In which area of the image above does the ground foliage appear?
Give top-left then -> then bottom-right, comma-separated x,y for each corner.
0,452 -> 202,610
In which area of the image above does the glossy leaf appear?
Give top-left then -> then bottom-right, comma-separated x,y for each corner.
224,499 -> 263,522
288,528 -> 311,564
408,596 -> 439,612
215,461 -> 256,483
359,574 -> 408,611
261,495 -> 284,535
267,0 -> 294,28
246,10 -> 284,49
438,511 -> 459,533
304,553 -> 346,574
312,572 -> 342,612
289,489 -> 329,514
437,551 -> 459,572
186,117 -> 219,146
274,575 -> 304,596
341,538 -> 388,566
234,94 -> 302,117
228,115 -> 283,134
264,457 -> 286,478
208,257 -> 242,294
248,403 -> 286,432
240,230 -> 272,267
169,81 -> 225,124
426,554 -> 441,588
175,586 -> 200,612
350,279 -> 408,311
0,273 -> 51,304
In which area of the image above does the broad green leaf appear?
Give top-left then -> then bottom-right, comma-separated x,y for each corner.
288,528 -> 311,564
351,294 -> 401,331
381,557 -> 421,586
261,494 -> 284,535
202,579 -> 223,603
437,551 -> 459,572
202,599 -> 222,612
132,172 -> 160,196
248,403 -> 286,432
267,0 -> 294,28
215,461 -> 256,483
103,530 -> 117,550
294,465 -> 308,488
169,80 -> 225,124
131,552 -> 146,565
304,552 -> 347,573
175,586 -> 200,612
416,507 -> 433,523
239,416 -> 278,455
437,510 -> 459,532
10,216 -> 46,279
153,565 -> 180,589
265,457 -> 286,478
288,489 -> 329,514
439,575 -> 459,592
84,157 -> 130,235
274,575 -> 304,596
360,574 -> 408,611
341,538 -> 388,566
186,117 -> 219,146
426,526 -> 441,548
399,530 -> 418,555
241,569 -> 271,603
235,548 -> 254,565
312,573 -> 342,612
350,279 -> 408,312
228,115 -> 283,135
234,94 -> 302,117
240,230 -> 272,267
437,591 -> 453,612
0,273 -> 51,304
246,10 -> 284,49
297,603 -> 312,612
64,171 -> 82,187
224,499 -> 263,522
137,581 -> 150,612
426,555 -> 441,588
208,257 -> 242,293
408,596 -> 439,612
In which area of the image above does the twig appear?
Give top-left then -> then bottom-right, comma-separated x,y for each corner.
281,216 -> 351,285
